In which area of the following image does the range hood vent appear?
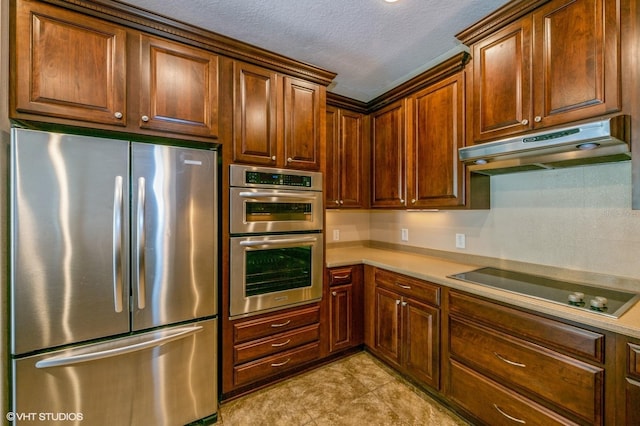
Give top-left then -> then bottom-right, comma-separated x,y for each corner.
459,115 -> 631,176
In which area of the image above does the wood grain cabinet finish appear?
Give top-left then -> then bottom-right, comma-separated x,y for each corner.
138,35 -> 219,138
230,304 -> 321,388
447,290 -> 606,425
371,100 -> 407,208
327,266 -> 363,353
372,268 -> 440,390
326,106 -> 367,208
407,72 -> 465,208
468,0 -> 620,143
233,62 -> 323,171
12,0 -> 127,126
618,339 -> 640,425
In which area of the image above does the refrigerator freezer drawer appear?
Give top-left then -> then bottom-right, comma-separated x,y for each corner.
12,319 -> 217,425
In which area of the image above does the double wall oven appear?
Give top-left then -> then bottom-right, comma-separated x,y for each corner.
230,165 -> 323,318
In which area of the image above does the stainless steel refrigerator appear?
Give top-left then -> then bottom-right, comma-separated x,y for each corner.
9,128 -> 218,425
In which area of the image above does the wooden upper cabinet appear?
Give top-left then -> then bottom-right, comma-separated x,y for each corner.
472,18 -> 532,142
532,0 -> 620,128
326,106 -> 366,208
233,63 -> 322,171
469,0 -> 620,143
233,62 -> 279,166
371,100 -> 407,208
283,77 -> 322,171
12,0 -> 127,126
139,35 -> 219,138
408,72 -> 465,208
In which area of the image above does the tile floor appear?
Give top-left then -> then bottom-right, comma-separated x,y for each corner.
218,351 -> 470,425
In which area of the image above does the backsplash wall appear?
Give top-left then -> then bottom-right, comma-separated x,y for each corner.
326,162 -> 640,280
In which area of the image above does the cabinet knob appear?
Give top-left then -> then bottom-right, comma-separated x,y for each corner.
141,115 -> 150,122
534,116 -> 542,123
271,156 -> 277,161
332,291 -> 337,296
339,200 -> 344,205
395,300 -> 401,305
400,199 -> 405,204
521,119 -> 528,125
114,112 -> 123,119
401,301 -> 407,307
287,157 -> 293,163
411,199 -> 416,204
335,200 -> 340,205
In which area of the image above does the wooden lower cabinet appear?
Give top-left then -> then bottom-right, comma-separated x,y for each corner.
370,267 -> 440,390
446,290 -> 607,425
230,304 -> 321,389
327,265 -> 363,353
618,338 -> 640,425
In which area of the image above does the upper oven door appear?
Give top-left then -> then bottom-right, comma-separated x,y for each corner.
230,187 -> 323,234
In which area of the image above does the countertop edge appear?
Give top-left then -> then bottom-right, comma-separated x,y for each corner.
326,246 -> 640,340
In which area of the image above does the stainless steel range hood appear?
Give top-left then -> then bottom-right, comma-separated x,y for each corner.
459,115 -> 631,175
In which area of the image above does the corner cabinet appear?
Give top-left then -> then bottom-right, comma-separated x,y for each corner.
11,0 -> 220,140
463,0 -> 621,143
326,106 -> 368,208
233,61 -> 323,171
370,268 -> 441,390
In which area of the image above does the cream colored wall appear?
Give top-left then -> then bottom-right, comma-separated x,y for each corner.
327,162 -> 640,281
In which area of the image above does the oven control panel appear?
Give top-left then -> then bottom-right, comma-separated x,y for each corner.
230,164 -> 322,191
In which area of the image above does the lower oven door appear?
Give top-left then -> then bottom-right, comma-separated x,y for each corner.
230,233 -> 323,318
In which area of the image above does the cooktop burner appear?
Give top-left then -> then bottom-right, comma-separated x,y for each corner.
448,267 -> 640,319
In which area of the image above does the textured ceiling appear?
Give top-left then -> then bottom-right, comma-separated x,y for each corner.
121,0 -> 511,102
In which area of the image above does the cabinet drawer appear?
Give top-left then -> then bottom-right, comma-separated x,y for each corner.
233,305 -> 320,343
450,317 -> 603,424
234,324 -> 319,364
233,342 -> 320,387
449,360 -> 579,426
629,343 -> 640,380
449,291 -> 604,362
375,268 -> 440,306
329,267 -> 353,286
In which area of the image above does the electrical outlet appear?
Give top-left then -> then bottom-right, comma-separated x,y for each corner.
455,233 -> 466,249
333,229 -> 340,241
401,228 -> 409,242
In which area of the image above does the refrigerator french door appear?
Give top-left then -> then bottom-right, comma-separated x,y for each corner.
10,128 -> 218,425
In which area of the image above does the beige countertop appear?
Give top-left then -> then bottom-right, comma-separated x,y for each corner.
326,245 -> 640,339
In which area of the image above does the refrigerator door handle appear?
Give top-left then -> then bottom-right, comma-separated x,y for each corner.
35,325 -> 204,369
112,175 -> 124,313
136,177 -> 146,310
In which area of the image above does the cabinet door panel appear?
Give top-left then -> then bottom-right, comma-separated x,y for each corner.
325,106 -> 340,207
14,1 -> 126,126
472,18 -> 532,142
233,62 -> 279,165
374,287 -> 401,364
284,77 -> 321,171
139,35 -> 219,138
533,0 -> 620,127
340,111 -> 365,207
409,74 -> 464,208
330,284 -> 353,352
371,101 -> 406,207
404,298 -> 440,389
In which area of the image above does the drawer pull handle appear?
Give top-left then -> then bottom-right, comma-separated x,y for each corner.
332,291 -> 337,296
271,339 -> 291,348
333,274 -> 350,280
271,358 -> 291,367
397,283 -> 411,289
494,352 -> 526,368
271,320 -> 291,328
493,404 -> 526,424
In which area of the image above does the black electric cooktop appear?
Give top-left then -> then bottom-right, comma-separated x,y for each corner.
448,267 -> 640,318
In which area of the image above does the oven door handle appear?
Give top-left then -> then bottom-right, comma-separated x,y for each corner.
239,237 -> 318,247
238,191 -> 317,200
